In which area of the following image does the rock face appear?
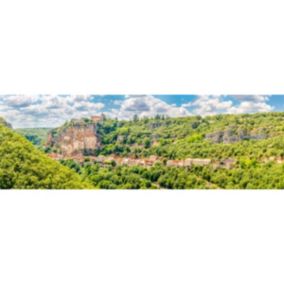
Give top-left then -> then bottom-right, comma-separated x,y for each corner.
46,118 -> 101,157
205,128 -> 267,143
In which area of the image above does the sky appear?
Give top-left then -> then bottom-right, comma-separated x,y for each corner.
0,95 -> 284,128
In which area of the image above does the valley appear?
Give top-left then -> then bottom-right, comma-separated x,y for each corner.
8,112 -> 284,189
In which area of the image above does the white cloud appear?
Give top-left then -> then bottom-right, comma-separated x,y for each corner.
230,101 -> 273,114
108,95 -> 190,119
229,95 -> 273,113
0,94 -> 275,128
182,95 -> 234,116
1,95 -> 41,108
230,95 -> 270,102
182,95 -> 273,116
0,95 -> 105,128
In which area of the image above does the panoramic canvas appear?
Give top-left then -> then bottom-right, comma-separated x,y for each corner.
1,94 -> 284,189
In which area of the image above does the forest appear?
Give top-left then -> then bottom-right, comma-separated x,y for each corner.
3,112 -> 284,189
87,112 -> 284,161
60,158 -> 284,189
0,122 -> 92,189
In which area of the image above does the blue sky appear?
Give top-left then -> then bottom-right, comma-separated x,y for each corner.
91,95 -> 284,112
0,95 -> 283,128
156,95 -> 284,111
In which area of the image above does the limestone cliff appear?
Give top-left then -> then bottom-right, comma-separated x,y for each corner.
46,118 -> 101,157
205,128 -> 267,143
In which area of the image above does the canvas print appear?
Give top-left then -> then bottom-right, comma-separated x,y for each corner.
1,94 -> 284,189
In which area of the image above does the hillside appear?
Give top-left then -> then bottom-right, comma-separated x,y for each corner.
0,119 -> 92,189
40,112 -> 284,189
15,128 -> 51,146
0,117 -> 12,128
20,112 -> 284,161
91,112 -> 284,160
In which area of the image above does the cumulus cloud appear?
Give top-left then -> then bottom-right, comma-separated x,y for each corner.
1,95 -> 41,108
230,95 -> 270,102
0,94 -> 275,128
182,95 -> 234,116
0,95 -> 104,128
108,95 -> 190,119
231,101 -> 273,114
182,95 -> 273,116
229,95 -> 273,113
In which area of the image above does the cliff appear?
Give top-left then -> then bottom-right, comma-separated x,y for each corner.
205,128 -> 267,143
46,118 -> 101,157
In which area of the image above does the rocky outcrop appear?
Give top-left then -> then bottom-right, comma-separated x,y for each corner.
46,118 -> 101,157
205,128 -> 267,143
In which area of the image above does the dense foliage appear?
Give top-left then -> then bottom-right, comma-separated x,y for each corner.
61,159 -> 284,189
10,112 -> 284,189
0,124 -> 92,189
94,112 -> 284,161
15,128 -> 51,146
60,112 -> 284,189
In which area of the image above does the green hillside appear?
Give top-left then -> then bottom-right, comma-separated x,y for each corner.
8,112 -> 284,189
61,154 -> 284,189
95,112 -> 284,160
0,121 -> 92,189
58,112 -> 284,189
0,117 -> 12,128
15,128 -> 51,146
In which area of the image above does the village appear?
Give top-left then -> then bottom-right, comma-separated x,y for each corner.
45,114 -> 284,171
48,152 -> 236,170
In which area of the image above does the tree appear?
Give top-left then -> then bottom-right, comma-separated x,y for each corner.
144,138 -> 151,148
133,114 -> 139,122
